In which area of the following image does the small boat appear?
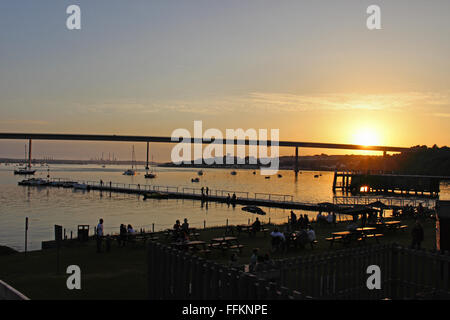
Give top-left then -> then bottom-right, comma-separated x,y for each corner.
123,169 -> 136,176
231,171 -> 237,175
191,178 -> 200,183
123,145 -> 137,175
265,176 -> 270,179
143,192 -> 169,200
277,174 -> 282,178
314,174 -> 319,178
145,172 -> 156,179
242,206 -> 266,215
253,171 -> 256,175
73,183 -> 88,190
18,178 -> 48,186
198,170 -> 203,176
14,167 -> 36,175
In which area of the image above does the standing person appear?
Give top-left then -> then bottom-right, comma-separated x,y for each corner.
411,220 -> 424,249
290,211 -> 297,227
206,187 -> 209,196
96,218 -> 104,253
119,224 -> 127,246
181,218 -> 189,239
303,214 -> 310,228
251,217 -> 261,236
201,187 -> 204,197
297,215 -> 304,230
250,248 -> 259,272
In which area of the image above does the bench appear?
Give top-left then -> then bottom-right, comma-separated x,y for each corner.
325,236 -> 342,248
229,244 -> 245,253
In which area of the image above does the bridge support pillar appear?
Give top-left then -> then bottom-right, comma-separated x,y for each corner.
28,139 -> 32,169
146,142 -> 150,170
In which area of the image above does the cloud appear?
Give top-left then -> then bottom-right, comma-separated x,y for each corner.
65,91 -> 450,116
0,119 -> 49,125
244,91 -> 450,113
432,113 -> 450,118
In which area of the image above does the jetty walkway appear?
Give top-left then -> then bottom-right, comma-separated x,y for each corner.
18,178 -> 436,212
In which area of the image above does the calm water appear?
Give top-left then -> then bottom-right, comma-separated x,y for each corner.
1,164 -> 449,251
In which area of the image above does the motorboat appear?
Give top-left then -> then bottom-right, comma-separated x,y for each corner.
231,171 -> 237,175
191,178 -> 200,183
198,170 -> 203,176
144,172 -> 156,179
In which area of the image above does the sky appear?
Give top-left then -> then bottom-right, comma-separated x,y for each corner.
0,0 -> 449,161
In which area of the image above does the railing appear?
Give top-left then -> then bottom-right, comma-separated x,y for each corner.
148,242 -> 450,300
48,178 -> 294,203
333,195 -> 436,209
254,193 -> 294,202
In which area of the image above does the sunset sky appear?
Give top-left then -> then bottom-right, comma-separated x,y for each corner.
0,0 -> 449,161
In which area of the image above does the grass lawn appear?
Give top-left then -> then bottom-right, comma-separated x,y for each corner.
0,216 -> 436,299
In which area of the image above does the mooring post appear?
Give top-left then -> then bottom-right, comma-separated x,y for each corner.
24,217 -> 28,256
294,146 -> 299,173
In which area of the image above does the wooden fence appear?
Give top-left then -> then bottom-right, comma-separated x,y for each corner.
147,242 -> 450,300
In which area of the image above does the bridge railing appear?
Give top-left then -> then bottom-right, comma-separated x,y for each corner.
254,193 -> 294,202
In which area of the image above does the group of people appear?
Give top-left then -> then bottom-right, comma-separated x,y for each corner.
316,211 -> 336,225
117,223 -> 137,246
269,225 -> 316,253
172,218 -> 190,242
290,211 -> 310,230
249,248 -> 274,272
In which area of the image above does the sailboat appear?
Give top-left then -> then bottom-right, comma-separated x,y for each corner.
14,144 -> 35,175
145,155 -> 156,179
123,146 -> 136,176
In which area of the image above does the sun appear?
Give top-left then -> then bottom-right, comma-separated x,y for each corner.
353,127 -> 380,146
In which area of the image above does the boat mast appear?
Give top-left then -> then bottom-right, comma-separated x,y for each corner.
131,145 -> 136,170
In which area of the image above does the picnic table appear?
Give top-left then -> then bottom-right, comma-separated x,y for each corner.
112,232 -> 159,246
326,228 -> 383,247
286,231 -> 318,250
236,225 -> 269,237
372,220 -> 407,232
173,240 -> 211,256
209,236 -> 245,253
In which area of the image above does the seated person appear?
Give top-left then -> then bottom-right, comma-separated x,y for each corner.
252,217 -> 261,235
306,226 -> 316,243
270,228 -> 286,251
127,224 -> 135,234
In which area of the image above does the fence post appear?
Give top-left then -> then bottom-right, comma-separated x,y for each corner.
390,244 -> 399,300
